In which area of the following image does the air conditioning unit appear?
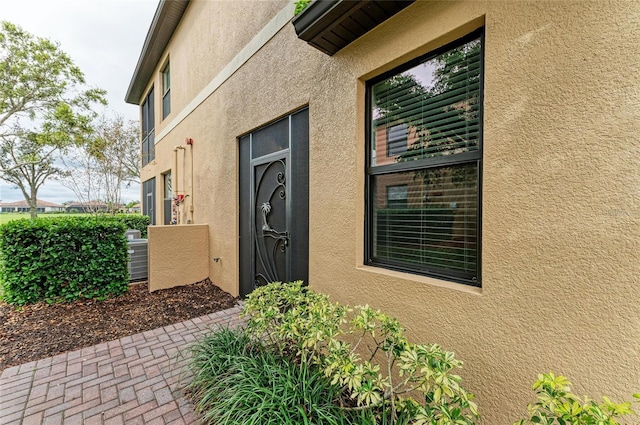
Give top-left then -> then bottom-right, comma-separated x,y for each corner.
128,239 -> 148,281
125,229 -> 141,240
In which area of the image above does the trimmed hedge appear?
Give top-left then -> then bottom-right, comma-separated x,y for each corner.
0,216 -> 129,305
111,214 -> 150,238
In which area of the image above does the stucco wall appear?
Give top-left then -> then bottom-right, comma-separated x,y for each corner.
138,0 -> 640,422
148,224 -> 209,292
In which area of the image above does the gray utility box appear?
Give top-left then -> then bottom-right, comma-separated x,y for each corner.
126,229 -> 142,240
127,238 -> 148,281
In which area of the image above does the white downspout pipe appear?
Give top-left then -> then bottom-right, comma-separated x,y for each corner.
189,142 -> 194,224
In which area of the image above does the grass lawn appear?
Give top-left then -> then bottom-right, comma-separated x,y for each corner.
0,212 -> 93,225
0,213 -> 31,225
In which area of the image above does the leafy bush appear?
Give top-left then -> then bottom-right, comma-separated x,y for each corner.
188,327 -> 375,425
0,216 -> 129,305
111,214 -> 150,238
515,373 -> 640,425
242,281 -> 479,425
294,0 -> 311,15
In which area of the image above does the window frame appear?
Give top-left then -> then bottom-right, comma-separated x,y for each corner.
161,61 -> 171,120
364,28 -> 484,287
141,86 -> 155,167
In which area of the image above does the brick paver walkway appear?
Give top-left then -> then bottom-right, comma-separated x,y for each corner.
0,305 -> 244,425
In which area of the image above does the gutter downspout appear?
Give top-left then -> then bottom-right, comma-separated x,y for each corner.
189,141 -> 194,224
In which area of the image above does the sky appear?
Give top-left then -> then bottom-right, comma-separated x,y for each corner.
0,0 -> 159,205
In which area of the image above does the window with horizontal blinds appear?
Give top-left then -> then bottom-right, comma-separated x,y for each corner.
366,30 -> 483,286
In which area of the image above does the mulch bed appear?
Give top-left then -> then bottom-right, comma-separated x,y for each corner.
0,278 -> 238,372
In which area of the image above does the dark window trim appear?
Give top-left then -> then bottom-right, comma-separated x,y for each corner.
368,150 -> 481,175
292,0 -> 416,56
364,28 -> 484,287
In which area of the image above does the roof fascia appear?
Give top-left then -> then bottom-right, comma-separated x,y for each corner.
125,0 -> 190,105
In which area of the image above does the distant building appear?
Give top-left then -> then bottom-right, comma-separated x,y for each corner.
0,199 -> 65,213
127,203 -> 141,214
65,201 -> 110,213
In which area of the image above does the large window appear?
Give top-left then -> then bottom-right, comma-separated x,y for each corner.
366,30 -> 483,286
162,61 -> 171,119
141,87 -> 155,167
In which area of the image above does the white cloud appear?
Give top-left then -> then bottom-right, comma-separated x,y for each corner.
0,0 -> 157,203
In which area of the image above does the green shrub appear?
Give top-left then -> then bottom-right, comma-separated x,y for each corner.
242,281 -> 479,425
188,327 -> 373,425
111,214 -> 150,238
0,216 -> 129,305
515,373 -> 640,425
294,0 -> 311,15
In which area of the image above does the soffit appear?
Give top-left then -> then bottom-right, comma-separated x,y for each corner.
292,0 -> 415,56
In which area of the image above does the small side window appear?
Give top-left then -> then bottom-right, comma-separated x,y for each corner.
162,61 -> 171,119
141,87 -> 155,166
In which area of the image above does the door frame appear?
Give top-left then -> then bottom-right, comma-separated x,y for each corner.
238,108 -> 309,297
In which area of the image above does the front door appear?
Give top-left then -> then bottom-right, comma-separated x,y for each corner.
239,108 -> 309,297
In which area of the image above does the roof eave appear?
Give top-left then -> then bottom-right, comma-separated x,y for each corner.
125,0 -> 190,105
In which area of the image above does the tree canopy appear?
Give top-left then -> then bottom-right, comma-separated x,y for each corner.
0,21 -> 107,217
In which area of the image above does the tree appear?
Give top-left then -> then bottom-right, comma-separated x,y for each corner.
61,114 -> 140,214
0,133 -> 61,214
0,21 -> 106,218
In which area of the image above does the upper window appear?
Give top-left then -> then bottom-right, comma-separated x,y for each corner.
366,29 -> 483,286
141,87 -> 155,167
162,62 -> 171,119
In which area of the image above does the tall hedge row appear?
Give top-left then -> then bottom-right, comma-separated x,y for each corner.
0,216 -> 130,305
111,214 -> 150,238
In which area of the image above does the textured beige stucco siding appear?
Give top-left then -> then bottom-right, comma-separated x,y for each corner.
139,0 -> 640,422
148,224 -> 209,291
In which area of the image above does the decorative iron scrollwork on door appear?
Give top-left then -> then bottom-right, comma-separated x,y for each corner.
253,159 -> 289,288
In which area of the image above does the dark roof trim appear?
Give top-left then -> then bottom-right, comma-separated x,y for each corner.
125,0 -> 190,105
292,0 -> 415,56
